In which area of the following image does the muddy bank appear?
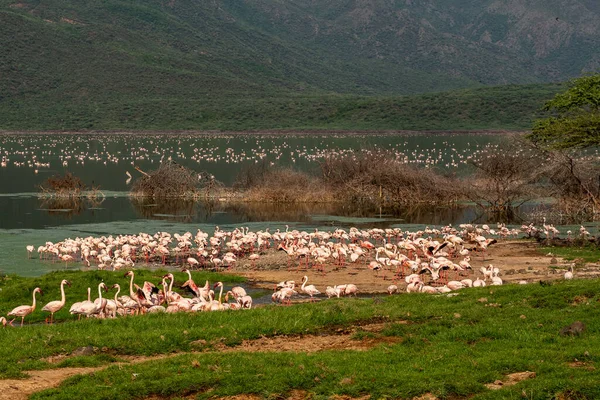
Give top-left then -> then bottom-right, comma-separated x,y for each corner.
224,239 -> 600,295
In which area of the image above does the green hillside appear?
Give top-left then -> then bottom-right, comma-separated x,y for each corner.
0,82 -> 562,131
0,0 -> 594,130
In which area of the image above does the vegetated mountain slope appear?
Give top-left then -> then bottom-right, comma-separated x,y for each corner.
237,0 -> 600,85
0,81 -> 562,131
0,0 -> 592,130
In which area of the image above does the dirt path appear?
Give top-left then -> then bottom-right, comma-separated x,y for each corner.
0,323 -> 395,399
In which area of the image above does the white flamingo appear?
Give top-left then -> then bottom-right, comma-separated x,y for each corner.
301,275 -> 320,302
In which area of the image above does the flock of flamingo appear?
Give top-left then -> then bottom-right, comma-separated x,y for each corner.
2,269 -> 255,327
2,220 -> 580,327
0,133 -> 513,177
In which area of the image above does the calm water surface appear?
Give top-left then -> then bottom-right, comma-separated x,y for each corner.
2,132 -> 590,277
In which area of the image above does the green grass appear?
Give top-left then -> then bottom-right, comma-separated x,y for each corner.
541,245 -> 600,263
1,271 -> 599,399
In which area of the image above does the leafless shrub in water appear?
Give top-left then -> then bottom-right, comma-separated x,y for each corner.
467,140 -> 546,218
39,172 -> 86,196
233,159 -> 272,190
540,151 -> 600,221
130,161 -> 220,199
243,168 -> 335,203
320,150 -> 464,206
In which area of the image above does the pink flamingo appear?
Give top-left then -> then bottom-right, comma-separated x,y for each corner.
71,283 -> 108,318
230,286 -> 247,299
8,287 -> 43,327
343,283 -> 358,297
60,254 -> 74,268
248,253 -> 259,269
187,257 -> 199,268
181,268 -> 202,298
387,284 -> 398,295
42,279 -> 71,324
69,287 -> 91,320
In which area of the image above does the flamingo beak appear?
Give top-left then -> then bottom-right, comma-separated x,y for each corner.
66,281 -> 72,287
123,272 -> 130,277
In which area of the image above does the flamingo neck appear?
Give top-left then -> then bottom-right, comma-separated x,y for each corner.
87,287 -> 91,302
60,282 -> 66,305
168,277 -> 174,296
163,280 -> 170,305
301,276 -> 307,290
129,273 -> 135,298
97,284 -> 104,302
218,284 -> 223,304
31,290 -> 38,311
114,287 -> 121,306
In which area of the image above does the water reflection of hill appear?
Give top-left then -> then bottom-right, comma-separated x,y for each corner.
37,197 -> 105,219
130,198 -> 201,222
22,196 -> 543,230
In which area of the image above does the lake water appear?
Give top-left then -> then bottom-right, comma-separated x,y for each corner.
0,131 -> 501,191
1,131 -> 592,277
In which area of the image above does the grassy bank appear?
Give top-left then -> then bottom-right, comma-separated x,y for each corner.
541,245 -> 600,263
1,270 -> 599,399
0,269 -> 244,326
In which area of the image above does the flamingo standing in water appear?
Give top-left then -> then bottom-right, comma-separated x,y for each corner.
8,287 -> 43,326
301,275 -> 320,302
42,279 -> 71,324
